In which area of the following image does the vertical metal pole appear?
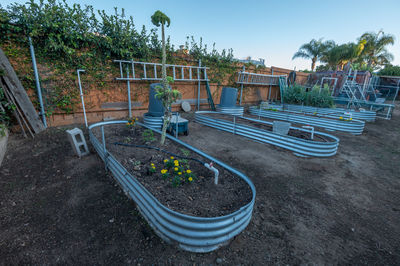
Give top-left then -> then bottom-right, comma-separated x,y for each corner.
175,113 -> 178,139
101,125 -> 106,152
268,68 -> 273,102
28,37 -> 47,128
126,66 -> 132,118
239,66 -> 245,106
131,61 -> 135,79
197,60 -> 201,111
233,116 -> 236,135
77,69 -> 87,127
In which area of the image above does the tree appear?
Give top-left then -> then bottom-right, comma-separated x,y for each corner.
321,42 -> 364,71
358,31 -> 395,69
292,39 -> 334,71
151,10 -> 181,145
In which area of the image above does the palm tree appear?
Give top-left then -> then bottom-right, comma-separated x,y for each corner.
358,31 -> 395,69
321,42 -> 364,71
292,39 -> 334,71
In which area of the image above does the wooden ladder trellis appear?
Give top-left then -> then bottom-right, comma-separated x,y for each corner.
114,60 -> 215,116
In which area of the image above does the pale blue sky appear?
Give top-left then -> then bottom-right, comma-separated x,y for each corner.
2,0 -> 400,70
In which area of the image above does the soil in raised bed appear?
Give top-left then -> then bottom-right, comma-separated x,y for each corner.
92,124 -> 252,217
206,113 -> 330,142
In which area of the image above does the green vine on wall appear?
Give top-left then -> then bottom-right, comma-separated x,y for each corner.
0,0 -> 264,116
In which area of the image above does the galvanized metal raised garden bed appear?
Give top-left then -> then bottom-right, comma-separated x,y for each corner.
195,111 -> 339,157
89,120 -> 256,253
216,105 -> 244,116
249,107 -> 365,135
266,103 -> 376,122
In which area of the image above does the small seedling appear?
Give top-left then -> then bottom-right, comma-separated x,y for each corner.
142,129 -> 156,143
123,136 -> 132,143
180,148 -> 190,157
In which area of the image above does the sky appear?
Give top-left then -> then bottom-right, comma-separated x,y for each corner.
2,0 -> 400,70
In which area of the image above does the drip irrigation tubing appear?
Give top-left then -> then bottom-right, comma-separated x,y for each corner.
113,142 -> 206,165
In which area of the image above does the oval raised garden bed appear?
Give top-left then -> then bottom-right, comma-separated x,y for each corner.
89,120 -> 256,253
195,111 -> 339,157
265,103 -> 376,122
249,106 -> 365,135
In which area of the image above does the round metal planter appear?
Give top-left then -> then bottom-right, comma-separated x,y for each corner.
216,105 -> 244,116
143,113 -> 163,130
249,107 -> 365,135
195,111 -> 339,157
88,121 -> 256,253
265,103 -> 376,122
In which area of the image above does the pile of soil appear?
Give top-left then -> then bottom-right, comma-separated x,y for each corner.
92,124 -> 252,217
206,113 -> 330,142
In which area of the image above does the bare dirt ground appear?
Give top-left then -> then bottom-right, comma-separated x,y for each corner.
1,103 -> 399,265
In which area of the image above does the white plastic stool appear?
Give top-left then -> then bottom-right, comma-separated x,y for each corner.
66,128 -> 89,157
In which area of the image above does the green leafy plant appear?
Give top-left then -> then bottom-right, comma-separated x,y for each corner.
379,65 -> 400,76
180,148 -> 190,157
283,83 -> 334,108
149,162 -> 156,174
142,129 -> 156,143
0,86 -> 16,136
161,156 -> 196,187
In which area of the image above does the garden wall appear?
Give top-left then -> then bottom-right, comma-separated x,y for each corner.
45,65 -> 309,126
2,41 -> 309,127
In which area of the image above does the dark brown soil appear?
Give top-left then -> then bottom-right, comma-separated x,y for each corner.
1,103 -> 400,265
207,112 -> 329,142
92,124 -> 252,217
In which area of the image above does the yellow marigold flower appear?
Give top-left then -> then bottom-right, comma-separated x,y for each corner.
186,169 -> 192,174
188,177 -> 193,182
161,169 -> 167,174
350,118 -> 353,120
339,116 -> 343,120
174,167 -> 178,171
152,166 -> 155,169
174,160 -> 179,164
164,159 -> 168,163
151,163 -> 154,166
170,156 -> 174,159
178,172 -> 182,175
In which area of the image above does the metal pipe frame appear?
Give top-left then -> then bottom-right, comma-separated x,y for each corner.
331,98 -> 392,120
267,103 -> 377,122
28,37 -> 47,128
236,71 -> 286,86
77,69 -> 87,127
114,60 -> 209,82
249,107 -> 365,135
89,120 -> 256,253
195,111 -> 339,157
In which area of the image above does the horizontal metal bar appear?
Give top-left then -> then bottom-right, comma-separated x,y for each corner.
88,120 -> 256,253
113,60 -> 209,69
115,78 -> 209,81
